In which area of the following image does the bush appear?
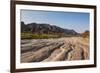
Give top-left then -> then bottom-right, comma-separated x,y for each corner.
21,32 -> 61,39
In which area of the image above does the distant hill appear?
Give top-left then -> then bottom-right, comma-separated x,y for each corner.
81,30 -> 89,38
21,21 -> 79,36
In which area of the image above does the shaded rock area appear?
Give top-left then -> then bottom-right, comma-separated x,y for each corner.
21,37 -> 89,63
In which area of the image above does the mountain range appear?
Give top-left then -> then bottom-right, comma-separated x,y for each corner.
21,21 -> 79,35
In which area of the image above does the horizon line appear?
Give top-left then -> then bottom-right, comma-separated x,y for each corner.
21,21 -> 89,33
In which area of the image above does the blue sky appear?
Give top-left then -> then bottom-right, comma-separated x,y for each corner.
21,10 -> 89,33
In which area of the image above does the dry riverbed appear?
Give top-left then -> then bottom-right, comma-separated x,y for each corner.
21,37 -> 89,63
